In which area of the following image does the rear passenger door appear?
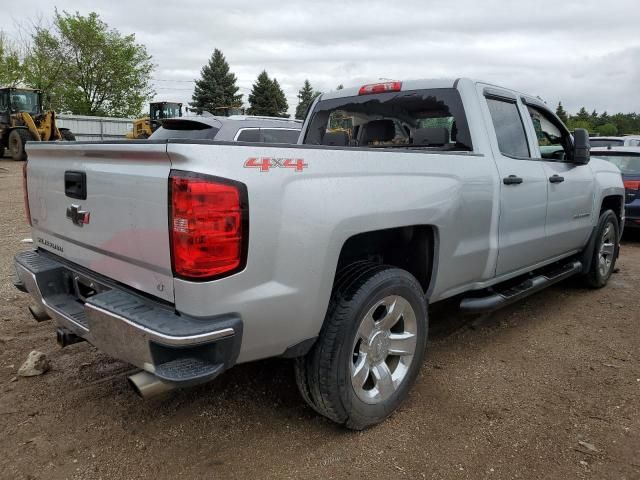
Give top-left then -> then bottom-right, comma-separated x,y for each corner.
522,102 -> 594,256
480,87 -> 549,276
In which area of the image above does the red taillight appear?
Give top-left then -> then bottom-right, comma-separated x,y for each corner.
169,171 -> 247,280
623,180 -> 640,191
358,81 -> 402,95
22,162 -> 32,226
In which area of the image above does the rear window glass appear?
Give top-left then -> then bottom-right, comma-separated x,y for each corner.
303,88 -> 472,151
593,154 -> 640,175
589,139 -> 624,147
150,120 -> 219,140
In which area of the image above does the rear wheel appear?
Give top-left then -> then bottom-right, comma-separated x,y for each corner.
8,129 -> 34,161
295,264 -> 428,429
584,209 -> 619,288
60,129 -> 76,141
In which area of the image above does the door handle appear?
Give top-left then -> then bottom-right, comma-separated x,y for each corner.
503,175 -> 523,185
549,174 -> 565,184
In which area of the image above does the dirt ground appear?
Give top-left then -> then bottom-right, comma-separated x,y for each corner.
0,158 -> 639,480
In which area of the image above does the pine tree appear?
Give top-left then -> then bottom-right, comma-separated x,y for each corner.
576,107 -> 591,122
190,49 -> 242,115
247,71 -> 288,117
336,84 -> 344,90
295,79 -> 320,120
555,102 -> 568,124
271,78 -> 289,118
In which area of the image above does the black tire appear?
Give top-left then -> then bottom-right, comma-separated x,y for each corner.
8,129 -> 34,161
295,264 -> 428,430
60,129 -> 76,141
584,209 -> 619,288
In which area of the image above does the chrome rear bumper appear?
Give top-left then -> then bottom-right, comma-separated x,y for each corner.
14,250 -> 242,386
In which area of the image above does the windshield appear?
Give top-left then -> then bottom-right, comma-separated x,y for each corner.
590,139 -> 624,147
593,154 -> 640,175
303,88 -> 472,151
10,91 -> 41,114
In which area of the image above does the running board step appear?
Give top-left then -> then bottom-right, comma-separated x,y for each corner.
459,260 -> 582,314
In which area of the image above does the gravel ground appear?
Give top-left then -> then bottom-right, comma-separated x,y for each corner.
0,158 -> 639,480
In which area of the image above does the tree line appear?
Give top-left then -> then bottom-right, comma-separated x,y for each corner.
556,102 -> 639,135
190,48 -> 321,119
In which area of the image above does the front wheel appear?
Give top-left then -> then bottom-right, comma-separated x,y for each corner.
584,209 -> 620,288
8,129 -> 34,161
295,264 -> 428,429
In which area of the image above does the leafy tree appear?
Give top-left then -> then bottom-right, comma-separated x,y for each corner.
555,102 -> 568,124
190,48 -> 242,115
595,123 -> 618,136
295,79 -> 320,120
247,71 -> 288,117
21,11 -> 154,117
21,27 -> 66,110
0,32 -> 23,87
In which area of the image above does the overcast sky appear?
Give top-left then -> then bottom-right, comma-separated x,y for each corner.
4,0 -> 640,116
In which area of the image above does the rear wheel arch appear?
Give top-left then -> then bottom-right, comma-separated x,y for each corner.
334,225 -> 438,297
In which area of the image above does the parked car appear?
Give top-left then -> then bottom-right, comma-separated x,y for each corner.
15,78 -> 624,429
149,114 -> 302,144
591,146 -> 640,229
589,135 -> 640,148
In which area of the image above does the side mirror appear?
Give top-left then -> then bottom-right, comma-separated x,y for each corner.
573,128 -> 590,164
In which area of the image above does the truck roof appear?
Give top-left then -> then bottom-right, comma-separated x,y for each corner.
319,77 -> 547,107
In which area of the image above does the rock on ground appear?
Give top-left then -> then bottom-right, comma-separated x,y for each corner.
17,351 -> 50,377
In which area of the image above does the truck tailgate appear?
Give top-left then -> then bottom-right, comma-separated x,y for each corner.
25,142 -> 174,302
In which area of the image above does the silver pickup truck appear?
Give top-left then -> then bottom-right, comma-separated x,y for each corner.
14,78 -> 624,429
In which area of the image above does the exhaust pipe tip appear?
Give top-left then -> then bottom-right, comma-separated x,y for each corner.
127,371 -> 176,398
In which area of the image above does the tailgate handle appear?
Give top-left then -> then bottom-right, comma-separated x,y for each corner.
65,171 -> 87,200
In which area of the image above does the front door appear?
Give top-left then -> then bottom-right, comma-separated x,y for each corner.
523,104 -> 595,256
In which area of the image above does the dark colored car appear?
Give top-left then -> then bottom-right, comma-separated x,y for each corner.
591,147 -> 640,229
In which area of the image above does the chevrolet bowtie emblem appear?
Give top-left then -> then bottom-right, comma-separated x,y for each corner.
66,204 -> 90,227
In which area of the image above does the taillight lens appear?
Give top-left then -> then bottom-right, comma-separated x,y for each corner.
624,180 -> 640,202
169,171 -> 247,280
22,162 -> 32,226
358,81 -> 402,95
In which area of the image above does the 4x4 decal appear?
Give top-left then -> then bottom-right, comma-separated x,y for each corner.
244,157 -> 308,172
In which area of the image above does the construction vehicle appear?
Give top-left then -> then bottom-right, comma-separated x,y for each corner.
0,87 -> 75,161
126,101 -> 183,139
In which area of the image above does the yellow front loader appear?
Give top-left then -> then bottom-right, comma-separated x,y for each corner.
126,101 -> 183,139
0,87 -> 75,161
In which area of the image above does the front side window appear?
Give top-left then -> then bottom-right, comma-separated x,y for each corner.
486,97 -> 530,158
304,88 -> 472,151
526,105 -> 572,160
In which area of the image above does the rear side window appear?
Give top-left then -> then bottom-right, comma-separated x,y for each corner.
236,129 -> 261,142
486,98 -> 530,158
236,128 -> 300,144
261,129 -> 300,144
303,88 -> 472,151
